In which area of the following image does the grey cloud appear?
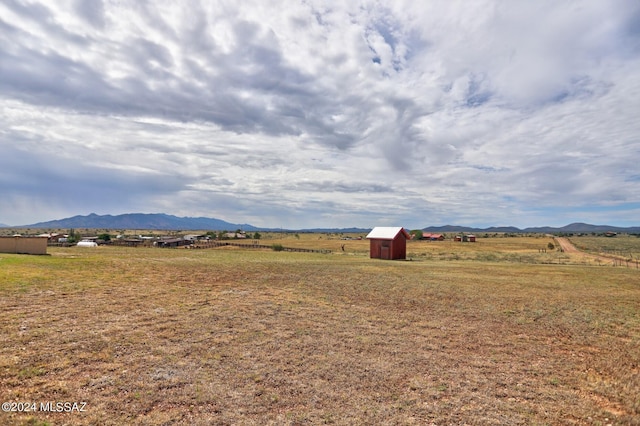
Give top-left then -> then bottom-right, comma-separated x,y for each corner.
2,0 -> 53,25
2,0 -> 90,46
0,2 -> 361,153
286,181 -> 394,194
0,144 -> 187,198
126,38 -> 175,69
0,47 -> 113,110
2,1 -> 376,153
74,0 -> 105,29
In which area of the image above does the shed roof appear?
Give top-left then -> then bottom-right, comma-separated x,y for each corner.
366,227 -> 410,240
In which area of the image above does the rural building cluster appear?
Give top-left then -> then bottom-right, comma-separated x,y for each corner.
0,226 -> 480,259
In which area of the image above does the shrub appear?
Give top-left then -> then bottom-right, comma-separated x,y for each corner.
271,244 -> 284,251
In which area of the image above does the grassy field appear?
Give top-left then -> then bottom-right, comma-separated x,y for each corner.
569,235 -> 640,261
1,239 -> 639,425
266,233 -> 571,264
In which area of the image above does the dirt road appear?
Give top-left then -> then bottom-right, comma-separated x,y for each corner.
555,236 -> 637,268
554,237 -> 579,253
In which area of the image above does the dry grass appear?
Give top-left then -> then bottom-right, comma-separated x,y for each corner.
274,233 -> 572,265
0,243 -> 639,425
570,235 -> 640,260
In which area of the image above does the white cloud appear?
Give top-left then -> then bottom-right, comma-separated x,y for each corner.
1,0 -> 639,228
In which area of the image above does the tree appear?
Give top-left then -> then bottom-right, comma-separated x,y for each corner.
67,229 -> 81,244
98,233 -> 111,241
253,232 -> 261,240
547,242 -> 555,250
410,230 -> 423,240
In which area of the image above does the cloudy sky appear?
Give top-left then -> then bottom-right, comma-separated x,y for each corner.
1,0 -> 639,229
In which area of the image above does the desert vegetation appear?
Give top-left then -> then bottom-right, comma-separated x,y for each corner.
0,235 -> 638,425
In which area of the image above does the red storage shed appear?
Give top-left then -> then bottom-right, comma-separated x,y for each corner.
366,227 -> 411,260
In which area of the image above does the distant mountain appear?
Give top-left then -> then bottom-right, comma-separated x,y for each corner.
20,213 -> 375,233
17,213 -> 640,234
524,222 -> 640,233
299,227 -> 370,233
21,213 -> 260,231
420,225 -> 523,233
548,222 -> 639,233
419,225 -> 477,233
0,223 -> 8,228
423,222 -> 640,234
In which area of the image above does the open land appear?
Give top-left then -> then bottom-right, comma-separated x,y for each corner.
0,234 -> 639,425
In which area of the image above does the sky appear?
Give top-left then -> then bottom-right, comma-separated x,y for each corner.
1,0 -> 639,229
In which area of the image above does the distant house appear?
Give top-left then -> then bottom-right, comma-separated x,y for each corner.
156,238 -> 191,248
423,233 -> 444,241
366,227 -> 411,260
183,234 -> 206,241
37,233 -> 68,243
121,238 -> 144,247
224,232 -> 247,239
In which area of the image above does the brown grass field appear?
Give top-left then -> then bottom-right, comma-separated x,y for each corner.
568,235 -> 640,262
1,234 -> 639,425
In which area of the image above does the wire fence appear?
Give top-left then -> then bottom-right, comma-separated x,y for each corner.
191,240 -> 332,254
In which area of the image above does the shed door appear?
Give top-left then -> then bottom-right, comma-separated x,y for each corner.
381,242 -> 390,260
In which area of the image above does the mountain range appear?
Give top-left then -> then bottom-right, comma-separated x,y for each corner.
19,213 -> 260,232
14,213 -> 369,233
6,213 -> 640,234
422,223 -> 640,234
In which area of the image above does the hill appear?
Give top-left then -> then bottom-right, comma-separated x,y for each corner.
16,213 -> 639,234
523,222 -> 640,234
421,225 -> 524,233
19,213 -> 375,233
423,222 -> 640,234
21,213 -> 260,231
298,227 -> 370,233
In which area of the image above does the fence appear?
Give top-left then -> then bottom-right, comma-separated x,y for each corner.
185,240 -> 331,254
